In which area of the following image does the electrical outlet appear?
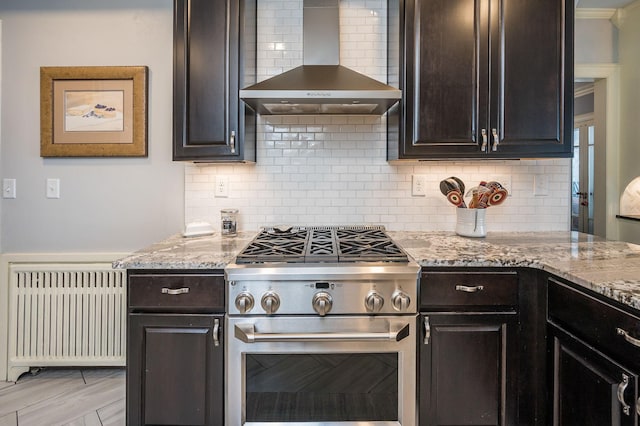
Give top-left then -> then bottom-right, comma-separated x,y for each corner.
2,178 -> 16,199
412,175 -> 426,196
46,178 -> 60,199
215,175 -> 229,198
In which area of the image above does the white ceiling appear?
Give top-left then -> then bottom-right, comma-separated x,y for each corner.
577,0 -> 635,8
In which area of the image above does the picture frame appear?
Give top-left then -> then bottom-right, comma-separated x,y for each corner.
40,66 -> 148,157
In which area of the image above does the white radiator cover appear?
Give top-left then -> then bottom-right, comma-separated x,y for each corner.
7,263 -> 126,381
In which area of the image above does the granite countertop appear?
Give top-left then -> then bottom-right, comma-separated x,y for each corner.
114,231 -> 640,311
113,231 -> 255,270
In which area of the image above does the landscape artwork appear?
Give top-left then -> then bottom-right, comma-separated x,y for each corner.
64,90 -> 125,133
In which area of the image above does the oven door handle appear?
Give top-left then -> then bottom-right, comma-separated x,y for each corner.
234,322 -> 411,343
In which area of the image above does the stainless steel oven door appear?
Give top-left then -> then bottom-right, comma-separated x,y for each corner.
226,315 -> 417,426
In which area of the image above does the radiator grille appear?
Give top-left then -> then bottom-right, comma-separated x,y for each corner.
8,264 -> 126,380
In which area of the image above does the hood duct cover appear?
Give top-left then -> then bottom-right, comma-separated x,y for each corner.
240,0 -> 401,115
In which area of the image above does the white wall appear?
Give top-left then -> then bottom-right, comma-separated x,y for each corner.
0,0 -> 184,253
575,17 -> 618,63
185,0 -> 572,233
617,2 -> 640,243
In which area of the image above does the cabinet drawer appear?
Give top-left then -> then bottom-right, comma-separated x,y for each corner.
129,274 -> 225,312
548,278 -> 640,371
420,271 -> 518,310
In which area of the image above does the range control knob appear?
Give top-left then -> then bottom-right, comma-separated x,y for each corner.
261,291 -> 281,315
364,291 -> 384,313
391,290 -> 411,312
235,291 -> 255,314
312,291 -> 333,316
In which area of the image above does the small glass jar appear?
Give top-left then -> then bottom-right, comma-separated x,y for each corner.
221,209 -> 238,237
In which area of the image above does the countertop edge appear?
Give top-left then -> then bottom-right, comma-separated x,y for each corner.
115,231 -> 640,312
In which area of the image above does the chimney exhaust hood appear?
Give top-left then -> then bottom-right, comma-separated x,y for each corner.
239,0 -> 401,115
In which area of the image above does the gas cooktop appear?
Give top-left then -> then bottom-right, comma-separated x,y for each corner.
235,225 -> 409,264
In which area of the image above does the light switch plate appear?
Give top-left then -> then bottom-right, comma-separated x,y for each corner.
46,178 -> 60,199
2,178 -> 16,199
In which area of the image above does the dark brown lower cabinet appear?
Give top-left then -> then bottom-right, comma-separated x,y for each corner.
127,313 -> 223,426
548,277 -> 640,426
126,270 -> 226,426
419,313 -> 518,425
551,327 -> 638,426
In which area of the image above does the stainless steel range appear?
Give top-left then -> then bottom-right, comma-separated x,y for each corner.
225,226 -> 419,426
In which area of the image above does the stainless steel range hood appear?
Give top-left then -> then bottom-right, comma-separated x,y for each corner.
239,0 -> 401,115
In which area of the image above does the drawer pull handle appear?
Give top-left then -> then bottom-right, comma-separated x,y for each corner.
213,318 -> 220,347
616,327 -> 640,348
617,373 -> 631,416
161,287 -> 190,295
455,285 -> 484,293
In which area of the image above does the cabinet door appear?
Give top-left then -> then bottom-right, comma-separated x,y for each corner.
396,0 -> 487,159
493,0 -> 573,157
551,328 -> 638,426
419,313 -> 518,425
173,0 -> 256,161
389,0 -> 572,160
127,314 -> 223,426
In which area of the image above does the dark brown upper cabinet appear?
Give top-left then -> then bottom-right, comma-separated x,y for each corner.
173,0 -> 256,162
388,0 -> 574,160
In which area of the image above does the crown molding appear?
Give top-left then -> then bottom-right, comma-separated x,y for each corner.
575,8 -> 617,19
576,1 -> 640,27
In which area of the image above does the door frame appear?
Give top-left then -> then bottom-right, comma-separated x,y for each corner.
575,63 -> 620,240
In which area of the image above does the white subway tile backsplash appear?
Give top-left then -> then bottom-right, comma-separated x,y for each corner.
186,145 -> 571,233
184,0 -> 572,233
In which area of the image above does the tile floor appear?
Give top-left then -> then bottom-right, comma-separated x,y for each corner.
0,368 -> 125,426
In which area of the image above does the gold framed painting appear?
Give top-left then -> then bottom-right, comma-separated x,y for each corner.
40,66 -> 148,157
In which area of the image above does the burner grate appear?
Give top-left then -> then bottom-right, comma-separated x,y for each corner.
235,228 -> 309,263
235,225 -> 408,264
305,229 -> 338,262
338,238 -> 407,262
336,228 -> 388,240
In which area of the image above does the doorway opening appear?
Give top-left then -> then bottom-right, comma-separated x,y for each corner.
572,66 -> 619,239
572,111 -> 595,233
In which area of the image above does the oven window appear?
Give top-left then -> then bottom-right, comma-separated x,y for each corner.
246,353 -> 398,422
